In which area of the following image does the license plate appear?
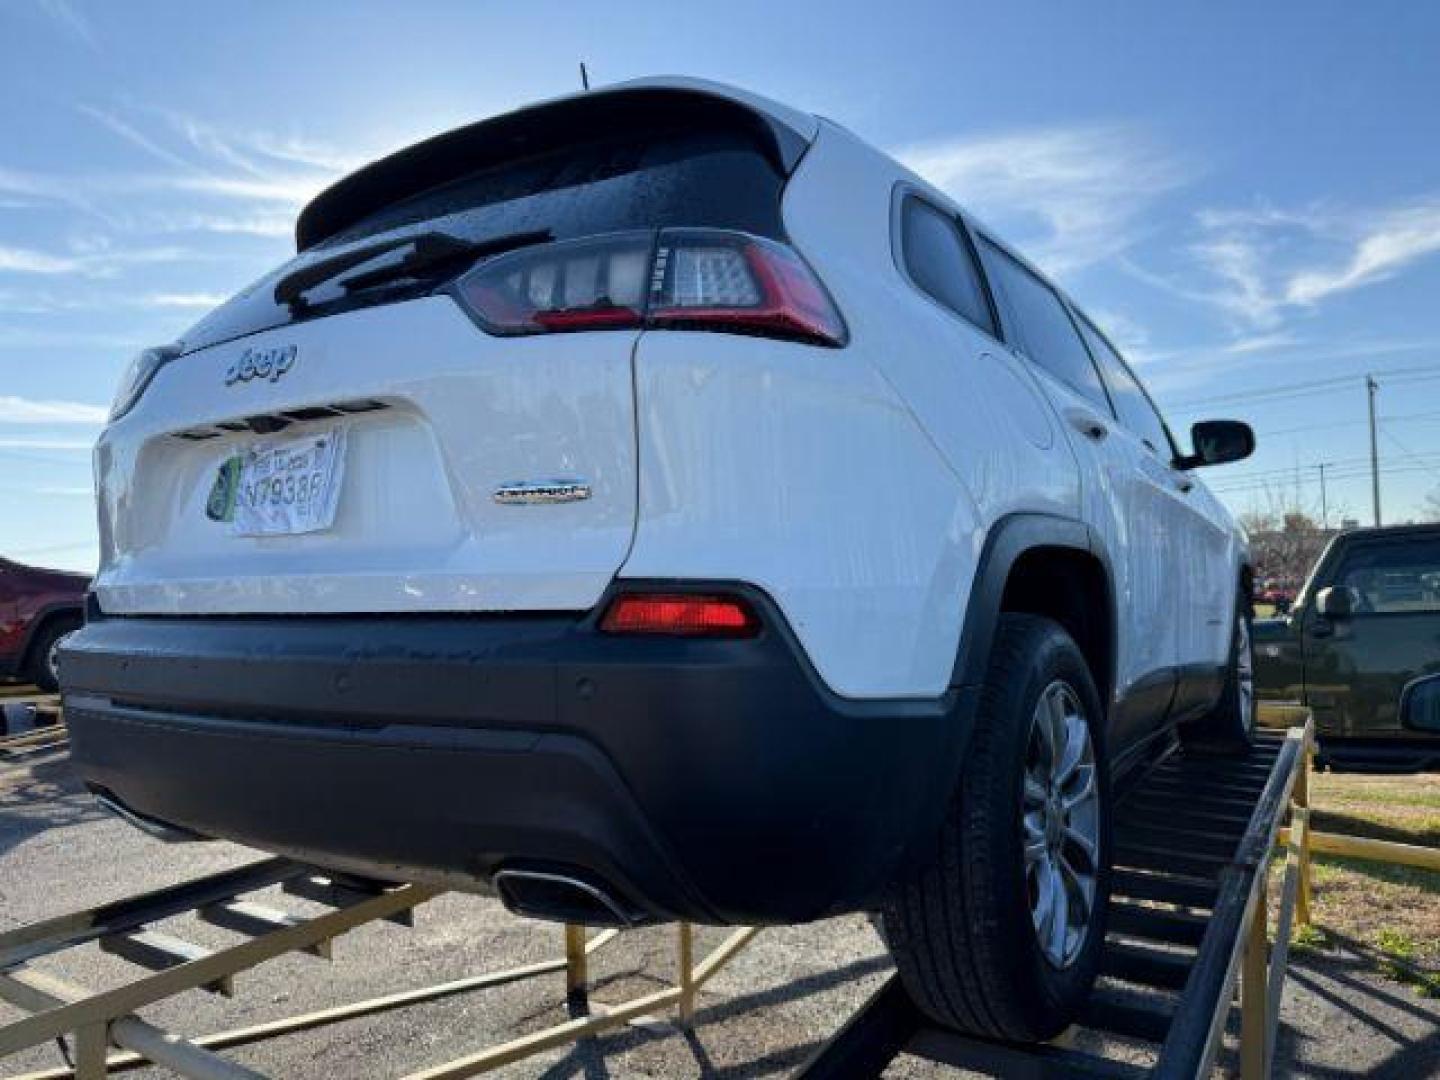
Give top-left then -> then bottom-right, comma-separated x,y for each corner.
210,428 -> 347,537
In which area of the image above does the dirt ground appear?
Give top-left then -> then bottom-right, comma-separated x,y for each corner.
2,713 -> 1438,1078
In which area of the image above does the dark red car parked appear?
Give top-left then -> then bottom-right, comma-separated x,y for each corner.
0,557 -> 89,692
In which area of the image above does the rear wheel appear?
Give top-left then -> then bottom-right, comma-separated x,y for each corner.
26,616 -> 80,694
1181,588 -> 1254,755
880,614 -> 1111,1040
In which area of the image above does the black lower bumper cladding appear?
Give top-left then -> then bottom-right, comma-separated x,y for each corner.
61,586 -> 973,925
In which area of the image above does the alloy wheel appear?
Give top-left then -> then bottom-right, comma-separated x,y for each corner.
1022,680 -> 1100,969
46,633 -> 68,686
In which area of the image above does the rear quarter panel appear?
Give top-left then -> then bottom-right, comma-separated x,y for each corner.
624,123 -> 1079,699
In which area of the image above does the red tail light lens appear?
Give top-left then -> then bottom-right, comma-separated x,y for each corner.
454,229 -> 845,346
600,593 -> 760,637
453,232 -> 651,336
647,231 -> 846,345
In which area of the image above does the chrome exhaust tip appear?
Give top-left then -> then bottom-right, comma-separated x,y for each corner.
492,868 -> 645,927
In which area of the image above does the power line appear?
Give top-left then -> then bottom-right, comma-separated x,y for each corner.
1380,427 -> 1440,486
1163,363 -> 1440,414
1254,408 -> 1440,440
1206,453 -> 1440,489
1208,461 -> 1440,497
1207,449 -> 1440,488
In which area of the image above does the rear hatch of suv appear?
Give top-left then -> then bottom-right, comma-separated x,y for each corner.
93,84 -> 818,616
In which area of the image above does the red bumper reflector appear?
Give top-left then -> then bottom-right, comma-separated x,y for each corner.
600,594 -> 759,637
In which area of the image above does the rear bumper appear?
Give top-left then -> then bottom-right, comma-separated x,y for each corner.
61,588 -> 972,924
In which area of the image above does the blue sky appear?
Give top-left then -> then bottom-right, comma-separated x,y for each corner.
3,0 -> 1440,571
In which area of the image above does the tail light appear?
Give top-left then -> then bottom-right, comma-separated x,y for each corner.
600,593 -> 760,637
453,229 -> 846,347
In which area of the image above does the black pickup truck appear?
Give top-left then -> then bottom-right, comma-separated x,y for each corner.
1254,523 -> 1440,771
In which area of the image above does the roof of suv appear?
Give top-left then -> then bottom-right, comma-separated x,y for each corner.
295,77 -> 821,252
1334,524 -> 1440,541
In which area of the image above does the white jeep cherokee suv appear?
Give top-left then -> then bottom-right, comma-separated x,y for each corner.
64,77 -> 1256,1040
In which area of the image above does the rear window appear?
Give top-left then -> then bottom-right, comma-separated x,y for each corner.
327,129 -> 786,248
180,126 -> 788,355
977,238 -> 1110,409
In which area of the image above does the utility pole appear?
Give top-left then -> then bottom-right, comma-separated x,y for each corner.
1367,374 -> 1381,527
1316,462 -> 1333,530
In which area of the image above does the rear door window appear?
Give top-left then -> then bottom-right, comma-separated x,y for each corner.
977,239 -> 1110,409
1077,316 -> 1174,458
898,197 -> 996,336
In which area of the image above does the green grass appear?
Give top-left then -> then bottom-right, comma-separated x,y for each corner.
1376,929 -> 1440,997
1290,922 -> 1330,957
1292,769 -> 1440,993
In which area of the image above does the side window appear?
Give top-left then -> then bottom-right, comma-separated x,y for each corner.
977,238 -> 1109,408
898,197 -> 996,337
1335,540 -> 1440,614
1077,316 -> 1174,458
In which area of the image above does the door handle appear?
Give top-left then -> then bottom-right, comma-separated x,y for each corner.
1173,473 -> 1195,494
1310,620 -> 1334,639
1064,408 -> 1109,441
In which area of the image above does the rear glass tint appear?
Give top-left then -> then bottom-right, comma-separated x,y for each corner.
330,129 -> 786,247
180,127 -> 788,355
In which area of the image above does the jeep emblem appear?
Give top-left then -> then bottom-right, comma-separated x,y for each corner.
225,345 -> 298,386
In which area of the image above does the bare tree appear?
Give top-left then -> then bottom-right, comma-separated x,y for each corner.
1424,487 -> 1440,523
1237,485 -> 1342,589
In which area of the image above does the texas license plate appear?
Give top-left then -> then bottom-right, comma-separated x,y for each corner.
208,428 -> 348,536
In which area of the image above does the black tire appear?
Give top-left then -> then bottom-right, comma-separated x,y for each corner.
25,615 -> 80,694
1180,588 -> 1254,755
880,614 -> 1111,1040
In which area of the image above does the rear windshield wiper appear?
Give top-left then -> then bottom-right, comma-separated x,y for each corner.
274,228 -> 551,310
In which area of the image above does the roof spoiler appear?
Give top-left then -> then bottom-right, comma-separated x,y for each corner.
295,78 -> 819,252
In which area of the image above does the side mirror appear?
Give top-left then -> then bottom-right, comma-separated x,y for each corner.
1315,586 -> 1355,619
1179,420 -> 1255,468
1400,675 -> 1440,734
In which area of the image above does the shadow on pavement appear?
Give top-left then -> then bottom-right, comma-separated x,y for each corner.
0,754 -> 106,863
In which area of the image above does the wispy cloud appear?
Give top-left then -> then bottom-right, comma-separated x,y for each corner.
126,209 -> 293,238
1129,196 -> 1440,331
141,291 -> 227,309
1286,202 -> 1440,305
79,104 -> 198,173
34,0 -> 98,51
895,124 -> 1186,275
0,246 -> 81,274
155,109 -> 366,177
0,437 -> 95,451
74,104 -> 339,208
0,327 -> 145,349
3,104 -> 355,247
0,285 -> 230,316
1221,331 -> 1303,355
0,395 -> 107,424
0,242 -> 202,279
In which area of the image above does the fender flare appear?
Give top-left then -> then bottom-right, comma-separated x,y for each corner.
948,512 -> 1117,698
